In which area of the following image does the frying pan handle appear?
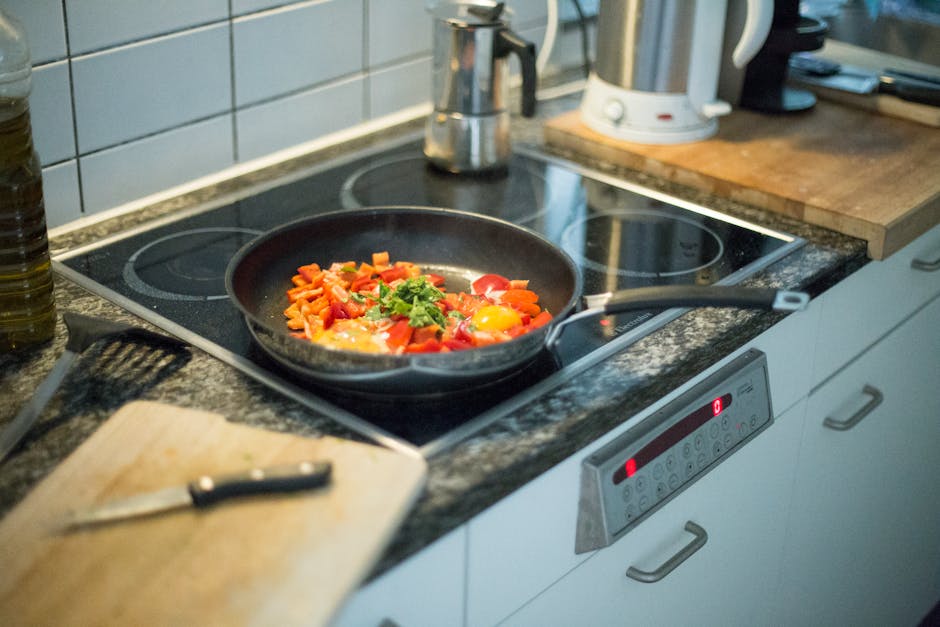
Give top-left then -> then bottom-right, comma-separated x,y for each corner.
546,286 -> 809,347
598,286 -> 809,315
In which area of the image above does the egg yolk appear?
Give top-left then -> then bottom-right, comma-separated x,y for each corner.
471,305 -> 522,332
316,320 -> 387,353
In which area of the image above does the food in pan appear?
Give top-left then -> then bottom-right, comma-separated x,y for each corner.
283,251 -> 552,354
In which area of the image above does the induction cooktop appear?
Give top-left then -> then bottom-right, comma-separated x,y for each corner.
54,134 -> 804,455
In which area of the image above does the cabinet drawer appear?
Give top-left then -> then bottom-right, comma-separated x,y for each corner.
776,295 -> 940,626
465,448 -> 589,627
813,221 -> 940,386
332,527 -> 466,627
503,403 -> 804,626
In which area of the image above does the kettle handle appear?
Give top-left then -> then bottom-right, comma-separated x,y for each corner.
496,29 -> 537,118
731,0 -> 774,68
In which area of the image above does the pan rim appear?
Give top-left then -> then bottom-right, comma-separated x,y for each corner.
224,205 -> 583,366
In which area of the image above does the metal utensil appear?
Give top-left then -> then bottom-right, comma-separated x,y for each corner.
64,460 -> 332,528
789,53 -> 940,107
0,312 -> 186,463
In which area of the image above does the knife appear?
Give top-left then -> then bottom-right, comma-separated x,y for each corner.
64,460 -> 332,528
789,53 -> 940,107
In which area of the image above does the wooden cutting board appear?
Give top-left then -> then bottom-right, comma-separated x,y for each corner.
544,102 -> 940,260
0,401 -> 426,627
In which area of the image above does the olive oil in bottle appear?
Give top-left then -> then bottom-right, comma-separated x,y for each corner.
0,10 -> 55,352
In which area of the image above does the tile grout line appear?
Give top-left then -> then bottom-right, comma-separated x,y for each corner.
362,0 -> 371,121
227,0 -> 239,163
58,0 -> 86,217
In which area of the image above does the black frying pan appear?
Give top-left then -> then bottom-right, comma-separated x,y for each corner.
225,207 -> 807,395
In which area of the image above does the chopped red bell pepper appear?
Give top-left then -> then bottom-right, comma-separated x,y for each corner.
385,319 -> 414,350
426,273 -> 446,287
379,266 -> 409,283
529,310 -> 553,329
471,273 -> 510,295
404,338 -> 444,353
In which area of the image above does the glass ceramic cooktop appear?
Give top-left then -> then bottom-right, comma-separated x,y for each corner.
55,135 -> 804,454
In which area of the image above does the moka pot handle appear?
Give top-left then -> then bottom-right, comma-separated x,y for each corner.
496,28 -> 537,117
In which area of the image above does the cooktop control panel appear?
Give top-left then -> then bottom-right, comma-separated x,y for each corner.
575,349 -> 772,553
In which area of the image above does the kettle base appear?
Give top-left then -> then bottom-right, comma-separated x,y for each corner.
580,75 -> 722,145
423,110 -> 511,174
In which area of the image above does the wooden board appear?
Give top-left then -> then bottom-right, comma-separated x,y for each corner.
0,401 -> 426,627
544,104 -> 940,259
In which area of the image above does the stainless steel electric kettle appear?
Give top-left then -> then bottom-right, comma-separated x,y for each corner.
424,1 -> 537,174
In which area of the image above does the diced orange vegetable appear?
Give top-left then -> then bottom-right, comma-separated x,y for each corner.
372,251 -> 389,268
501,288 -> 539,304
510,301 -> 541,317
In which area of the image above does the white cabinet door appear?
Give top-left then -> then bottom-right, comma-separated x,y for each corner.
775,295 -> 940,626
812,221 -> 940,387
501,401 -> 806,627
331,526 -> 466,627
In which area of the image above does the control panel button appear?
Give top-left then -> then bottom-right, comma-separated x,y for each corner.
603,99 -> 625,123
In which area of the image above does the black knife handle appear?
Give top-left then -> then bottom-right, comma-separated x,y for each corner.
883,68 -> 940,88
879,76 -> 940,107
188,460 -> 332,507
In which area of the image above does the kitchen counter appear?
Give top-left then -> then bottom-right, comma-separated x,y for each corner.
0,91 -> 870,577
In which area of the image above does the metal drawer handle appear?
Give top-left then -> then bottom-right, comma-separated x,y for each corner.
911,253 -> 940,272
823,384 -> 884,431
626,520 -> 708,583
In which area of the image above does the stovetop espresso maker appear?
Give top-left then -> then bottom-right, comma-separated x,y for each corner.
424,1 -> 537,174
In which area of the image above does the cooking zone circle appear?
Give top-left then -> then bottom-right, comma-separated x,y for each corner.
339,153 -> 551,224
561,210 -> 724,278
124,227 -> 262,301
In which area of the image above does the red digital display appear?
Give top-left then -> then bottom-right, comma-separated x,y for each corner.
712,397 -> 723,416
612,393 -> 733,484
625,458 -> 637,478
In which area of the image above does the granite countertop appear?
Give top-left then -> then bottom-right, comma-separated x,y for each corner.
0,90 -> 869,575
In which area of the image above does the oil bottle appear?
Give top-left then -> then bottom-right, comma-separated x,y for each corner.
0,9 -> 55,352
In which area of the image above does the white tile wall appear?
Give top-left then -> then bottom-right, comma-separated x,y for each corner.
31,61 -> 75,165
236,75 -> 364,161
41,161 -> 82,226
368,0 -> 431,66
0,0 -> 583,228
232,0 -> 302,17
71,24 -> 232,153
80,115 -> 235,213
233,0 -> 364,107
64,0 -> 229,55
369,56 -> 431,118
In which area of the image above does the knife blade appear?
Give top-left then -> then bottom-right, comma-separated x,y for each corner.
64,460 -> 332,528
789,54 -> 940,107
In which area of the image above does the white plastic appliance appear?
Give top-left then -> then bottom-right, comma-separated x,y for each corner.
581,0 -> 773,144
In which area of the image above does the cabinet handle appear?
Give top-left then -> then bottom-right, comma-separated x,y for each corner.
823,384 -> 884,431
625,520 -> 708,583
911,252 -> 940,272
